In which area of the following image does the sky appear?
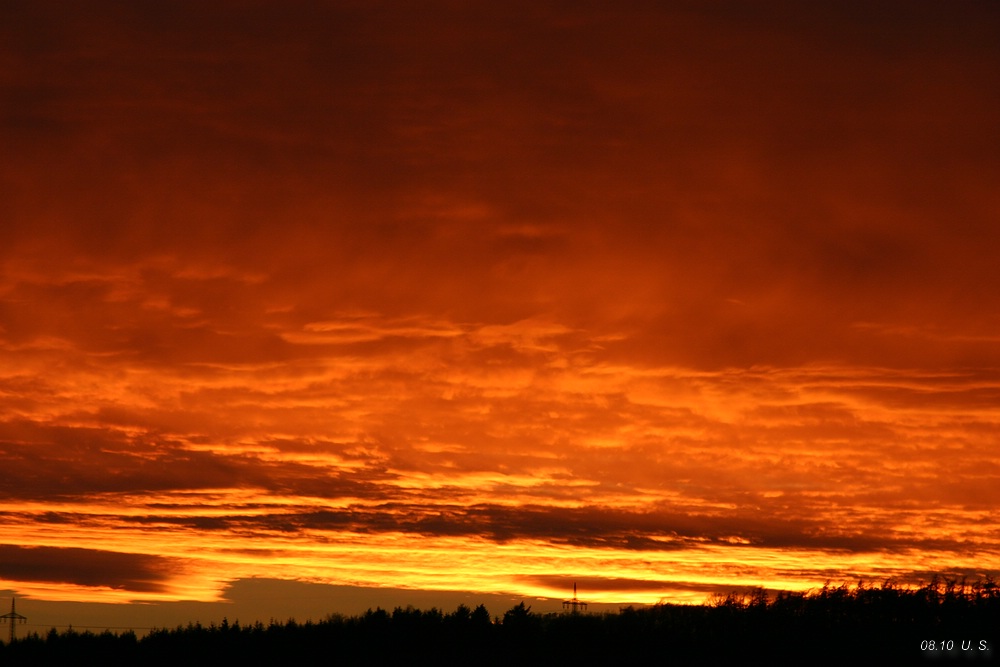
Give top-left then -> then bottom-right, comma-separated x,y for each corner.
2,0 -> 1000,633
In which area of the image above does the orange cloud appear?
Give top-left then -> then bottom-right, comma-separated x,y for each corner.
1,1 -> 999,615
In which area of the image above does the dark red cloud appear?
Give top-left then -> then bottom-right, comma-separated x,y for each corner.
25,501 -> 994,564
0,545 -> 176,593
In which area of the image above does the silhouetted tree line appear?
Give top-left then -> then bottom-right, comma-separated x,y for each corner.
1,578 -> 997,665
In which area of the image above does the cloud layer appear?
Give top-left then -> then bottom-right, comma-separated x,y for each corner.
1,1 -> 998,607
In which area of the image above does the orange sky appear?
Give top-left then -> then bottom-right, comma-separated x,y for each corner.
2,0 -> 999,630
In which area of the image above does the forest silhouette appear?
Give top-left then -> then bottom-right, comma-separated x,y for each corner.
1,578 -> 997,665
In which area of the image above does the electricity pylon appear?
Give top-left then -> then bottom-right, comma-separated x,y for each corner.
562,582 -> 588,613
1,597 -> 27,643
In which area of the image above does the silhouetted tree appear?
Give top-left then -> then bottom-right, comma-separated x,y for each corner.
1,579 -> 996,665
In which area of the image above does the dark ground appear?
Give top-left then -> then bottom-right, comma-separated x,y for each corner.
2,579 -> 997,665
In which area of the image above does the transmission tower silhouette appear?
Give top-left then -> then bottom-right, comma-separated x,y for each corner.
1,597 -> 27,643
562,582 -> 588,613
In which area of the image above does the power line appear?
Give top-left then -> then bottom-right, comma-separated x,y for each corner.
21,624 -> 157,631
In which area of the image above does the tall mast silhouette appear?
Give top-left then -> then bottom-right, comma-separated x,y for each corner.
562,582 -> 588,613
1,597 -> 27,643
